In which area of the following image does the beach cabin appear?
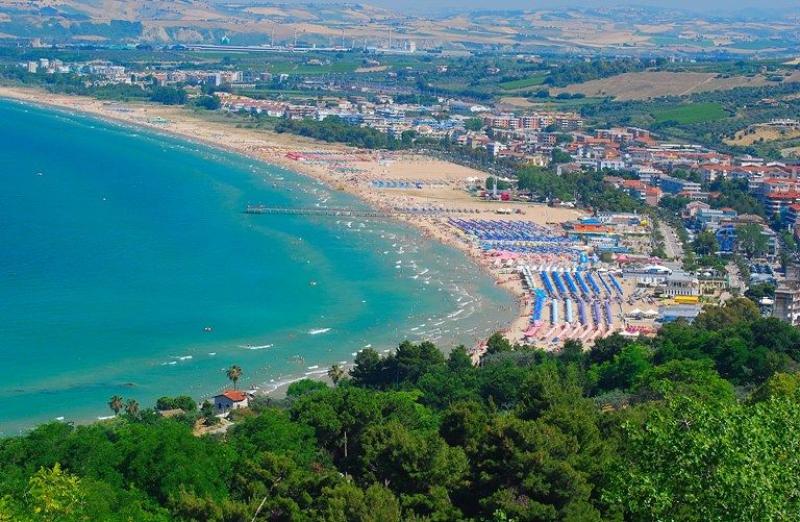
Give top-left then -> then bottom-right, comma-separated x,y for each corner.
213,390 -> 249,414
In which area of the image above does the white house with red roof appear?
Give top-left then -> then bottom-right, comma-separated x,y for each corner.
213,390 -> 250,414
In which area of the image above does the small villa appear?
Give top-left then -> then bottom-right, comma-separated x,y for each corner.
213,390 -> 249,414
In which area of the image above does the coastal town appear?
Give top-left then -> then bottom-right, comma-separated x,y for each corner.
9,51 -> 800,354
3,2 -> 800,519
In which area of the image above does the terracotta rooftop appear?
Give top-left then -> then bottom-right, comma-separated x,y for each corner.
216,390 -> 247,402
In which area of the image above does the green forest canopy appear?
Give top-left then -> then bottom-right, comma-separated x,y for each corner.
3,299 -> 800,521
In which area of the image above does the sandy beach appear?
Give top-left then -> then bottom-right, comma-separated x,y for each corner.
0,85 -> 584,345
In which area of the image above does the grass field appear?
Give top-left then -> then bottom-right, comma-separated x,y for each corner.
499,74 -> 548,91
651,102 -> 728,124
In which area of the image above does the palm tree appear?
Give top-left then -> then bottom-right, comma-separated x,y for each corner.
328,364 -> 345,386
226,365 -> 242,390
108,395 -> 124,416
125,399 -> 140,417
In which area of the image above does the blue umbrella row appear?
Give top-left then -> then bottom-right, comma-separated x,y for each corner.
450,219 -> 576,244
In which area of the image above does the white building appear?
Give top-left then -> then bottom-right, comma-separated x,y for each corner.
213,390 -> 250,414
663,272 -> 700,297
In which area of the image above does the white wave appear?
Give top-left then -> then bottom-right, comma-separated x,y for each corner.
241,344 -> 273,350
308,328 -> 331,335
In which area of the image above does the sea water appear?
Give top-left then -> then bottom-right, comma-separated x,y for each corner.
0,99 -> 513,434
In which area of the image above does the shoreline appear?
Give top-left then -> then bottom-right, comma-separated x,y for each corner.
0,85 -> 579,348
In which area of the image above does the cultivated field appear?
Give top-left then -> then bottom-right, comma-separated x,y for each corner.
726,124 -> 800,146
499,74 -> 548,91
553,71 -> 800,100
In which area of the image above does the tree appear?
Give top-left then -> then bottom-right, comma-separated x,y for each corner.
485,333 -> 512,355
551,148 -> 572,164
749,372 -> 800,403
659,195 -> 692,212
464,118 -> 484,131
736,223 -> 769,258
226,365 -> 242,390
693,297 -> 760,331
384,340 -> 446,385
447,345 -> 474,372
350,348 -> 384,388
108,395 -> 124,416
745,282 -> 775,303
486,176 -> 510,191
589,332 -> 630,365
194,95 -> 220,110
359,420 -> 468,496
286,379 -> 327,398
155,396 -> 196,412
199,400 -> 217,426
781,229 -> 798,253
692,230 -> 719,256
634,358 -> 735,404
149,86 -> 187,105
472,414 -> 603,520
125,399 -> 140,417
559,339 -> 586,367
229,409 -> 319,466
316,482 -> 401,522
606,396 -> 800,520
589,343 -> 652,392
26,463 -> 85,521
328,364 -> 345,386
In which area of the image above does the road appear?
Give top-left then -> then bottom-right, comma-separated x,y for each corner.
659,220 -> 684,262
725,262 -> 746,295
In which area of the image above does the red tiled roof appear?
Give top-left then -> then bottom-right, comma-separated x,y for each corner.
767,192 -> 800,200
623,180 -> 646,189
762,177 -> 799,185
573,224 -> 611,233
216,390 -> 247,402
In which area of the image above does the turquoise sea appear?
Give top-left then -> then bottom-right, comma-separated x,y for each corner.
0,98 -> 514,434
